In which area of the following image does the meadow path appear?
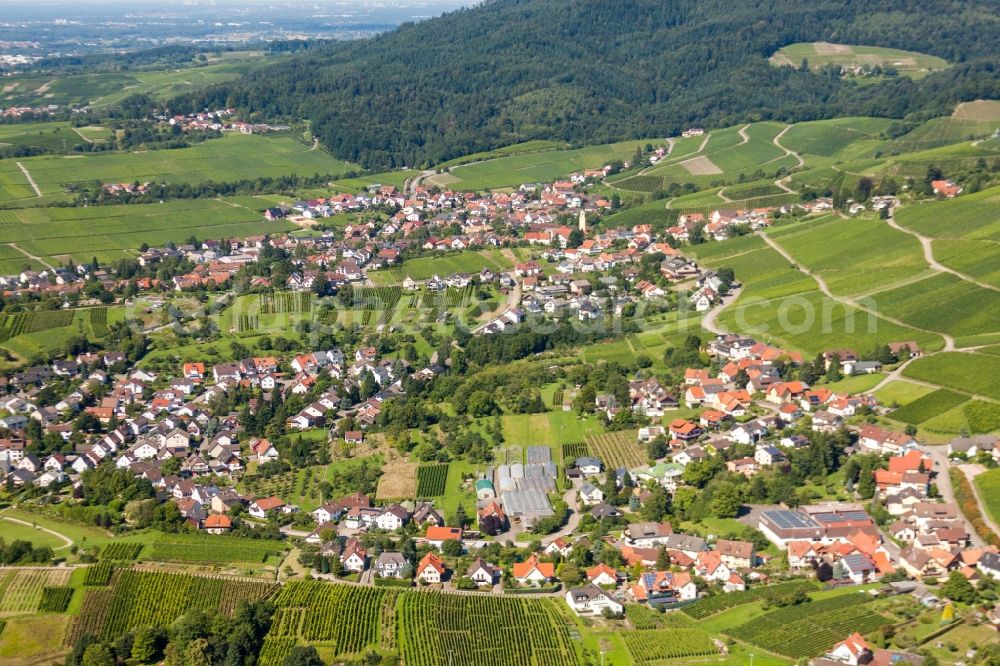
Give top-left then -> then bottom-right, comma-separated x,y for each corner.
885,213 -> 1000,294
0,511 -> 74,550
16,161 -> 42,197
772,125 -> 804,168
7,242 -> 55,270
758,231 -> 955,351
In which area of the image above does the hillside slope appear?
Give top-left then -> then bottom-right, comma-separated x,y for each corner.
177,0 -> 1000,169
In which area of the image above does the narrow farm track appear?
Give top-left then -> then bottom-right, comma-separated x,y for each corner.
772,125 -> 805,168
886,212 -> 1000,294
6,242 -> 55,270
0,514 -> 74,550
16,161 -> 42,197
758,231 -> 955,351
737,124 -> 751,144
71,127 -> 94,144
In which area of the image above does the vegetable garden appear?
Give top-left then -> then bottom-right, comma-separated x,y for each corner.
415,464 -> 449,497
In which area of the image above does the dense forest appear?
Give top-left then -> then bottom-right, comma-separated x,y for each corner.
173,0 -> 1000,169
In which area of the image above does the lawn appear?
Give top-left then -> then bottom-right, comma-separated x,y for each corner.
0,614 -> 69,665
973,469 -> 1000,529
502,411 -> 605,450
0,517 -> 68,550
874,380 -> 935,408
0,508 -> 116,551
903,352 -> 1000,400
368,250 -> 514,284
821,373 -> 886,394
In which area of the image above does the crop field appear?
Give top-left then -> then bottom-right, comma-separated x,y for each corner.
585,430 -> 644,469
67,570 -> 278,644
0,569 -> 72,615
397,590 -> 577,666
147,533 -> 287,564
895,186 -> 1000,242
726,594 -> 888,658
779,117 -> 892,158
267,581 -> 397,659
887,388 -> 969,424
682,580 -> 820,620
886,116 -> 1000,154
0,199 -> 296,265
954,100 -> 1000,121
0,122 -> 110,153
868,272 -> 998,338
769,42 -> 948,78
415,464 -> 449,497
959,401 -> 1000,434
904,353 -> 1000,401
38,587 -> 73,613
83,562 -> 115,586
621,628 -> 717,662
0,134 -> 355,204
645,123 -> 796,187
430,138 -> 664,191
99,543 -> 143,561
768,216 -> 928,296
932,239 -> 1000,289
611,174 -> 665,192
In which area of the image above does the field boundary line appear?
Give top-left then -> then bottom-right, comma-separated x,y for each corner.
6,242 -> 55,270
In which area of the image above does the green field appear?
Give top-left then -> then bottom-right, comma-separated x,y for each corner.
369,249 -> 515,284
903,352 -> 1000,400
0,199 -> 294,266
767,215 -> 929,296
868,272 -> 998,339
0,133 -> 355,205
426,138 -> 664,191
769,42 -> 949,79
0,122 -> 111,153
0,517 -> 68,550
779,117 -> 892,160
974,468 -> 1000,527
0,57 -> 274,110
874,380 -> 935,408
887,388 -> 969,424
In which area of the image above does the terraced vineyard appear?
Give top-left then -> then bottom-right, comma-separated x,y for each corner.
726,594 -> 887,658
415,464 -> 449,497
67,570 -> 277,644
621,628 -> 717,662
397,590 -> 577,666
682,580 -> 820,619
585,430 -> 644,469
888,388 -> 969,424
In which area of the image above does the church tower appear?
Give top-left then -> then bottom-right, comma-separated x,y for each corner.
578,209 -> 587,233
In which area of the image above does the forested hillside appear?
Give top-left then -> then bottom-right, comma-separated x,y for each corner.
175,0 -> 1000,169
